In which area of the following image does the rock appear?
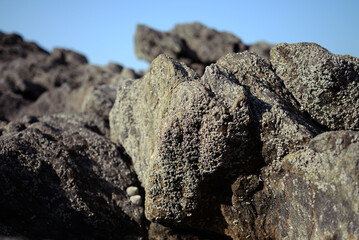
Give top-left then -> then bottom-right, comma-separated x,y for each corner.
215,51 -> 322,164
171,22 -> 247,64
50,47 -> 88,66
0,31 -> 140,122
248,41 -> 273,60
126,186 -> 140,196
270,42 -> 359,130
148,222 -> 232,240
260,130 -> 359,239
0,113 -> 145,239
110,54 -> 265,230
130,195 -> 143,206
134,24 -> 185,64
135,22 -> 246,74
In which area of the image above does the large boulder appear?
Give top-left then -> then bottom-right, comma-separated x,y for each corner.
260,130 -> 359,239
0,31 -> 141,122
270,42 -> 359,130
0,114 -> 145,239
215,51 -> 322,164
110,54 -> 264,228
135,22 -> 247,74
109,52 -> 325,236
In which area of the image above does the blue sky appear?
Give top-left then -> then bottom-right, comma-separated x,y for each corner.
1,0 -> 358,71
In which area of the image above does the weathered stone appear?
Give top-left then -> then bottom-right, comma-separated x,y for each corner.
0,113 -> 145,239
171,22 -> 246,64
270,42 -> 359,130
261,130 -> 359,239
248,41 -> 273,60
110,54 -> 264,229
215,51 -> 321,163
134,22 -> 246,75
0,31 -> 140,122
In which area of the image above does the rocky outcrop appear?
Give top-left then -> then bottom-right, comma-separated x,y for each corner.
271,42 -> 359,130
261,130 -> 359,239
1,27 -> 358,240
110,44 -> 359,238
0,31 -> 142,124
0,114 -> 145,239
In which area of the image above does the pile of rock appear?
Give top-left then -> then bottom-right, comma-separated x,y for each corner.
1,23 -> 358,240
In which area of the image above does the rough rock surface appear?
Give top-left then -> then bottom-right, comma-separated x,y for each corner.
270,42 -> 359,130
215,51 -> 322,163
110,54 -> 264,227
1,28 -> 359,240
261,130 -> 359,239
0,114 -> 145,239
0,31 -> 141,122
135,22 -> 247,74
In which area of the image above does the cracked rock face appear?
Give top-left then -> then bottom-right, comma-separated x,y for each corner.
270,42 -> 359,130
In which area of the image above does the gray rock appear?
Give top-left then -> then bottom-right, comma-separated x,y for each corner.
248,41 -> 273,60
171,22 -> 247,64
134,22 -> 246,75
110,54 -> 264,228
0,31 -> 140,122
215,51 -> 321,164
0,113 -> 145,239
270,42 -> 359,130
261,130 -> 359,239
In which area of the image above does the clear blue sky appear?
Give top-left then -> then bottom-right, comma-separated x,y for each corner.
1,0 -> 358,71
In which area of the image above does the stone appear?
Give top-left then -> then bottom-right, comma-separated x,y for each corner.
248,41 -> 273,60
215,51 -> 322,164
0,31 -> 140,122
134,22 -> 246,74
0,113 -> 145,239
261,130 -> 359,239
130,195 -> 143,206
126,186 -> 140,196
171,22 -> 247,64
270,42 -> 359,130
110,54 -> 264,229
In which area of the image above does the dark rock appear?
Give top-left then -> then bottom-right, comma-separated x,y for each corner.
248,41 -> 273,60
0,31 -> 141,122
270,42 -> 359,130
171,22 -> 247,64
135,22 -> 246,75
0,113 -> 145,239
260,130 -> 359,239
215,51 -> 321,164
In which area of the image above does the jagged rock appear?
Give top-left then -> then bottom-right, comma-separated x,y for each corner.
215,51 -> 321,163
0,113 -> 145,239
170,22 -> 247,64
135,22 -> 246,74
248,41 -> 273,60
260,130 -> 359,239
270,42 -> 359,130
110,54 -> 264,227
0,31 -> 140,122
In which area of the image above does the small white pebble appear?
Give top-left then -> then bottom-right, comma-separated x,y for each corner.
126,186 -> 139,196
130,195 -> 143,205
